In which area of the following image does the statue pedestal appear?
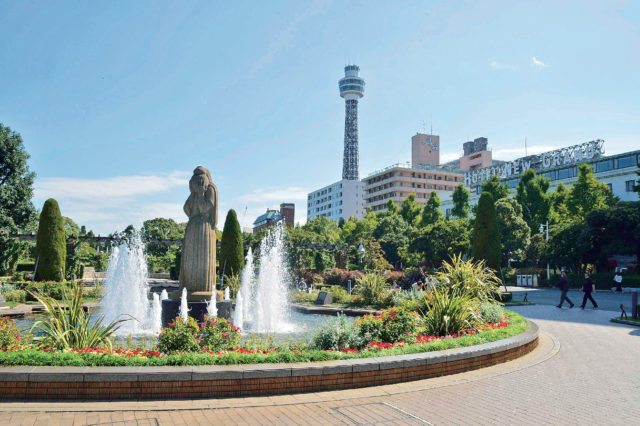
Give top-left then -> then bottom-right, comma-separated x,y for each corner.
161,299 -> 233,326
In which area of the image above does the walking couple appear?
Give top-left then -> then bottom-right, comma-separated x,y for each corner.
556,270 -> 598,309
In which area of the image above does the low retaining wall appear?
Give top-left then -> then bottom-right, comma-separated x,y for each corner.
0,322 -> 538,400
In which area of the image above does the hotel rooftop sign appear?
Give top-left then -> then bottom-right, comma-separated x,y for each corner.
464,139 -> 605,186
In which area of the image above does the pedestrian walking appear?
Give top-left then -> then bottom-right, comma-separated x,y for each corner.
556,270 -> 574,309
612,270 -> 623,292
580,271 -> 598,309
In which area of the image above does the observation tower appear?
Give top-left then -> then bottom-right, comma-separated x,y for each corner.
339,65 -> 365,180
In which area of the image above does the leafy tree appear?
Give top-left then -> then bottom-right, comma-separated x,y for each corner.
385,199 -> 399,216
566,163 -> 615,221
586,201 -> 640,265
339,213 -> 377,247
142,217 -> 185,257
219,209 -> 244,276
516,169 -> 551,231
400,193 -> 421,225
495,198 -> 531,263
0,123 -> 36,233
363,238 -> 391,271
420,191 -> 442,227
409,219 -> 471,265
550,183 -> 570,222
372,214 -> 410,266
302,216 -> 340,244
541,221 -> 592,273
35,199 -> 66,281
313,249 -> 336,272
451,184 -> 470,219
63,217 -> 80,239
481,175 -> 510,202
0,124 -> 36,274
471,192 -> 501,270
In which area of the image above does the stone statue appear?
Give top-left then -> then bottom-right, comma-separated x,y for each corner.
179,166 -> 218,300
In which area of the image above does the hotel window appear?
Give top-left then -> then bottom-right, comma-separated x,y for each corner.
616,155 -> 637,169
544,171 -> 554,180
557,168 -> 571,180
596,160 -> 613,172
626,180 -> 635,192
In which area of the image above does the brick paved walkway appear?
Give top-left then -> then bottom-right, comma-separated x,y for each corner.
1,305 -> 638,425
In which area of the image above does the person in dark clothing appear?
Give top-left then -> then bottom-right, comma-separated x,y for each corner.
556,270 -> 574,308
580,271 -> 598,309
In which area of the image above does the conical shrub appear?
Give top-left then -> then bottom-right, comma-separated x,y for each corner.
219,209 -> 244,276
35,198 -> 66,281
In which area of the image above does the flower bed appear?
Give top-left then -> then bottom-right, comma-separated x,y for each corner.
0,310 -> 526,367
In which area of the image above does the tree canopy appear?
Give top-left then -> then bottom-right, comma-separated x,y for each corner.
495,198 -> 531,263
0,124 -> 35,233
451,184 -> 470,219
420,191 -> 442,227
566,163 -> 615,221
516,169 -> 551,231
481,176 -> 510,202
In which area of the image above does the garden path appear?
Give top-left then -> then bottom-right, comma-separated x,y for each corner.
1,305 -> 639,425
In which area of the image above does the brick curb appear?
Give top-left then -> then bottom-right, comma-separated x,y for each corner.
0,321 -> 538,400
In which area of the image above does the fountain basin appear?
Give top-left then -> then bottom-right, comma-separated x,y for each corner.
161,300 -> 232,325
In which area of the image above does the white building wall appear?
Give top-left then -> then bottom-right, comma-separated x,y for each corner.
307,179 -> 364,222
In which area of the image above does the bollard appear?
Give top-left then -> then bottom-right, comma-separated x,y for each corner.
632,292 -> 638,319
347,279 -> 352,295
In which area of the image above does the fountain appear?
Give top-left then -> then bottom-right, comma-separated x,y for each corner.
100,234 -> 161,335
160,289 -> 168,301
207,291 -> 218,317
234,224 -> 295,333
224,287 -> 230,300
233,292 -> 244,327
179,288 -> 189,320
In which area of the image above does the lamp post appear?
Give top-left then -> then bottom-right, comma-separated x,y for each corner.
539,221 -> 550,280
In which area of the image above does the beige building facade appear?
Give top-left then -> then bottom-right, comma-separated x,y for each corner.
411,133 -> 439,167
363,163 -> 464,212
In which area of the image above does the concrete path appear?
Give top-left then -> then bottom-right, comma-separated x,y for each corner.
506,285 -> 638,313
1,305 -> 638,424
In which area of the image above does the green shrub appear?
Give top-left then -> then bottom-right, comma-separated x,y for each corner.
219,209 -> 244,277
222,274 -> 241,299
329,285 -> 350,303
157,317 -> 200,353
356,307 -> 421,343
24,281 -> 70,301
34,199 -> 66,281
11,271 -> 26,282
83,284 -> 103,299
199,316 -> 241,352
323,269 -> 364,287
435,254 -> 502,303
393,289 -> 427,312
30,283 -> 125,350
478,302 -> 504,324
290,290 -> 319,304
0,317 -> 25,349
354,273 -> 389,305
312,314 -> 364,350
2,289 -> 26,303
423,288 -> 480,336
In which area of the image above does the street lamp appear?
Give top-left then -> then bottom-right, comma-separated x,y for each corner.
539,221 -> 550,280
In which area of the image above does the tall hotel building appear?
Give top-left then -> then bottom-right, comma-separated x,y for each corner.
307,65 -> 366,221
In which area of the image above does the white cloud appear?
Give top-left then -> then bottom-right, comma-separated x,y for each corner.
489,61 -> 516,71
532,57 -> 547,69
34,171 -> 189,200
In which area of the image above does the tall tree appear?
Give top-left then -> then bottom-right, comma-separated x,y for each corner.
0,124 -> 36,233
409,218 -> 471,265
566,163 -> 615,221
451,184 -> 470,219
385,199 -> 399,216
481,175 -> 510,202
516,169 -> 551,231
495,198 -> 531,263
142,217 -> 185,256
219,209 -> 244,276
35,199 -> 66,281
471,192 -> 501,270
420,191 -> 442,227
550,183 -> 570,222
372,214 -> 410,266
400,193 -> 421,225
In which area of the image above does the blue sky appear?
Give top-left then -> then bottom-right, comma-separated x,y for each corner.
1,0 -> 639,234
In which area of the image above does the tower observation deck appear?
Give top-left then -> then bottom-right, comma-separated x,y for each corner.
339,65 -> 365,180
